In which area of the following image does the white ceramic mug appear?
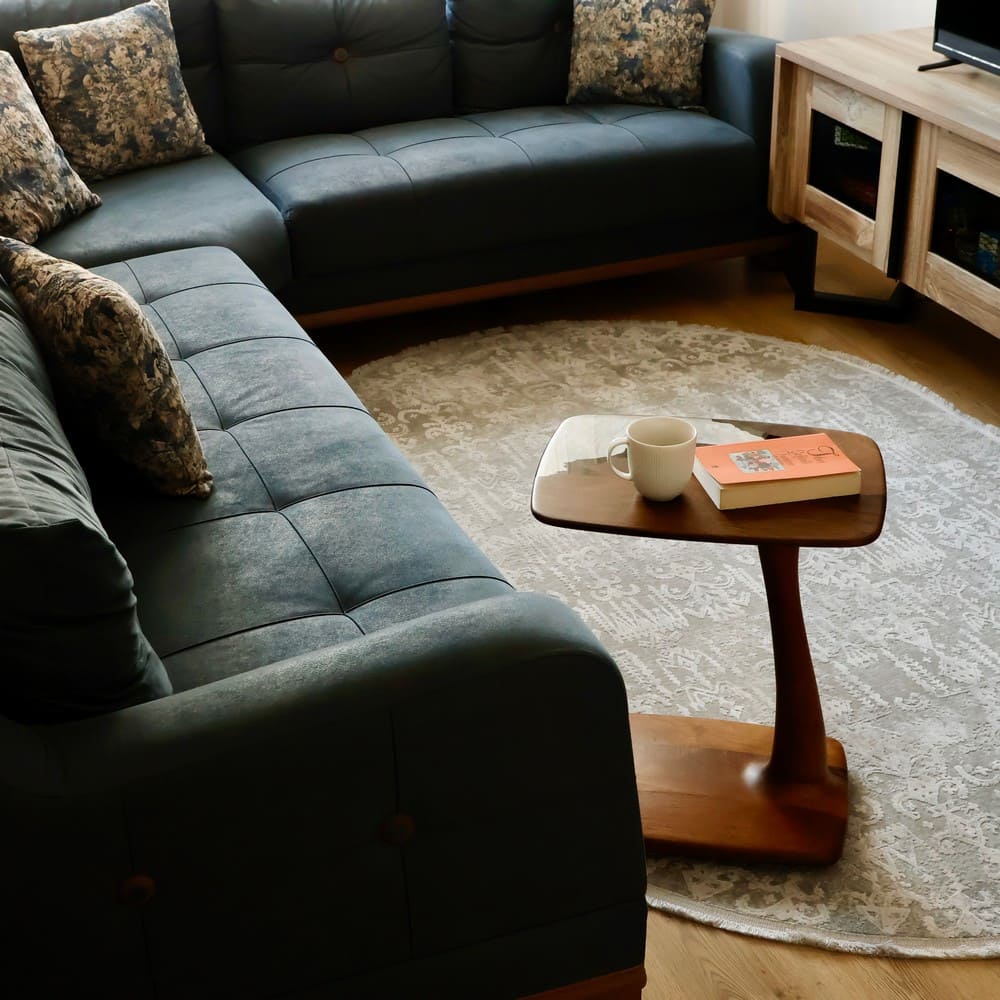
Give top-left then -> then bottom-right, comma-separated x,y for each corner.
607,417 -> 697,501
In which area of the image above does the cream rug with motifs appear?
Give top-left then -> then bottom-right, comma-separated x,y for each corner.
347,319 -> 1000,958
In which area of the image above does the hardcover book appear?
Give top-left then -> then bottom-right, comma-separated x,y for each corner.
693,432 -> 862,510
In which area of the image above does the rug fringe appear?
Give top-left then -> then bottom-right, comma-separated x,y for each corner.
647,890 -> 1000,959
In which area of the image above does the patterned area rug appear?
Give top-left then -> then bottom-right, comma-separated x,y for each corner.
347,320 -> 1000,958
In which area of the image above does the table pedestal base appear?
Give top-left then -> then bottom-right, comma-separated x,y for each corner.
630,713 -> 848,865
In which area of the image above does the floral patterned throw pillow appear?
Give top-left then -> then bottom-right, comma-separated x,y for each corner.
0,238 -> 213,498
15,0 -> 212,181
0,52 -> 101,243
567,0 -> 717,108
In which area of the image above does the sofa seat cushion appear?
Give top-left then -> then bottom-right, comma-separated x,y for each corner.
36,154 -> 291,292
232,104 -> 761,280
86,247 -> 511,692
0,276 -> 170,723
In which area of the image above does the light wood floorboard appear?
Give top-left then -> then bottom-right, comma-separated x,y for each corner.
315,239 -> 1000,999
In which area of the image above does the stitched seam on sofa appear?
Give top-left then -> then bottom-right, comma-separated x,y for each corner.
112,499 -> 275,537
368,131 -> 494,157
230,45 -> 449,69
278,480 -> 438,514
346,574 -> 514,614
220,431 -> 279,514
224,433 -> 279,511
605,108 -> 682,125
224,403 -> 371,432
279,511 -> 348,616
348,133 -> 375,157
487,121 -> 589,139
134,482 -> 438,537
160,610 -> 364,660
147,280 -> 268,303
383,153 -> 421,199
219,425 -> 347,617
460,109 -> 591,134
178,334 -> 319,362
260,152 -> 387,185
144,298 -> 197,368
494,134 -> 537,168
168,353 -> 225,430
345,140 -> 428,218
122,260 -> 150,305
608,122 -> 650,152
167,333 -> 314,362
493,122 -> 644,152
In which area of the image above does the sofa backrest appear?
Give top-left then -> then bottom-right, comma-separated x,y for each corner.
0,0 -> 227,148
0,1 -> 740,151
214,0 -> 453,147
0,275 -> 170,725
447,0 -> 573,113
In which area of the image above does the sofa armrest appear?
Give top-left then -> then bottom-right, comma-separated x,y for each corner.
13,593 -> 627,797
703,27 -> 779,151
5,592 -> 647,996
19,593 -> 635,797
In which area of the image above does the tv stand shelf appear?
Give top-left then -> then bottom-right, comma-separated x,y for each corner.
769,27 -> 1000,338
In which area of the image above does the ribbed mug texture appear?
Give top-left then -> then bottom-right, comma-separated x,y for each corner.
609,416 -> 697,501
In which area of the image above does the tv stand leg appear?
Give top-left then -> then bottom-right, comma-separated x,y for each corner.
917,57 -> 960,72
784,228 -> 914,323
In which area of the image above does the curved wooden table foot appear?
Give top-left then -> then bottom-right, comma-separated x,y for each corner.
630,714 -> 848,865
632,543 -> 849,866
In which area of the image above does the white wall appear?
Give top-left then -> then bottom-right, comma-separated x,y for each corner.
714,0 -> 937,41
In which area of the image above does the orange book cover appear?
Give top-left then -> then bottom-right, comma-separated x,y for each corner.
696,433 -> 861,485
693,433 -> 862,510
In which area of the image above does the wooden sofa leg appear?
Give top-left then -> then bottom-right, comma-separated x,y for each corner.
523,965 -> 647,999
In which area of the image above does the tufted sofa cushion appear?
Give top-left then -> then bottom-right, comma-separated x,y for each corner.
0,0 -> 226,149
84,246 -> 511,692
215,0 -> 453,147
36,154 -> 291,290
233,104 -> 762,282
448,0 -> 574,112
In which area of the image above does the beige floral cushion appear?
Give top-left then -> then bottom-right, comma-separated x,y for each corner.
0,238 -> 213,498
15,0 -> 212,181
0,52 -> 101,243
567,0 -> 717,108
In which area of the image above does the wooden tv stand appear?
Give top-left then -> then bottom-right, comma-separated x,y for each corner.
769,27 -> 1000,338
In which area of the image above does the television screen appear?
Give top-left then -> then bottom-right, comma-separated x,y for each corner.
934,3 -> 1000,75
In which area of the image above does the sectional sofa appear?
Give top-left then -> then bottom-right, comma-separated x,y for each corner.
1,1 -> 782,996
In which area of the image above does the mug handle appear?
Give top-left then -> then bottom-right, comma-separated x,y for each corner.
607,436 -> 632,480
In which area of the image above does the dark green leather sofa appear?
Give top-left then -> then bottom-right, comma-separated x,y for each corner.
0,0 -> 782,319
0,2 -> 783,995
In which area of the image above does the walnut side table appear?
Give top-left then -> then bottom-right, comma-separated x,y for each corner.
531,416 -> 887,865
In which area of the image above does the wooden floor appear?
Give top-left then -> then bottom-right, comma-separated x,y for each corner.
314,240 -> 1000,999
